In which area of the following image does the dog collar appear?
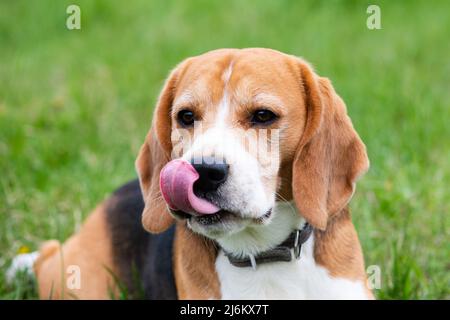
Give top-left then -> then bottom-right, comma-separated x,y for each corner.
223,223 -> 313,270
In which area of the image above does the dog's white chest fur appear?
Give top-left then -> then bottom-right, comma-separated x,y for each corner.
215,234 -> 369,300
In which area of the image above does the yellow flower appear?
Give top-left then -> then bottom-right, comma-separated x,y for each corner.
18,245 -> 30,254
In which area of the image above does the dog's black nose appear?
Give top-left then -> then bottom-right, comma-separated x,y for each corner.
192,157 -> 229,193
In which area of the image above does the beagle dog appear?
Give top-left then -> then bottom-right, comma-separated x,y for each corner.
31,48 -> 372,299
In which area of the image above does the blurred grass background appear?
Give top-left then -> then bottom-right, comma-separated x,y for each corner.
0,0 -> 449,299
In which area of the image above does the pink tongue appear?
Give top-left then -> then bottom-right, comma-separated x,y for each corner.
160,159 -> 220,215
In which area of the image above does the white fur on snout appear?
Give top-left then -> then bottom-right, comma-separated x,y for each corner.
181,117 -> 274,218
178,62 -> 279,220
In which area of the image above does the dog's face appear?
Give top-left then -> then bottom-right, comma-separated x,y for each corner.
136,48 -> 369,240
166,49 -> 307,237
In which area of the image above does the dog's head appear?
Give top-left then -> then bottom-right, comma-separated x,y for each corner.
136,48 -> 369,240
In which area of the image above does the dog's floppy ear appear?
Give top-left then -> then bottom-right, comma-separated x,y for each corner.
136,128 -> 172,233
292,61 -> 369,230
136,64 -> 186,233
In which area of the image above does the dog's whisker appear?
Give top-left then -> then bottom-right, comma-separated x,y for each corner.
275,191 -> 298,217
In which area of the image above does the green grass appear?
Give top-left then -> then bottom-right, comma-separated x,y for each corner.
0,0 -> 449,299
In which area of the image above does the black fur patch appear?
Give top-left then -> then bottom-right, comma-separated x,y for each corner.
105,179 -> 177,299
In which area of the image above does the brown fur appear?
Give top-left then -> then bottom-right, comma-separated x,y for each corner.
34,204 -> 117,299
36,48 -> 371,299
173,223 -> 220,299
314,208 -> 374,298
292,68 -> 369,230
136,129 -> 173,233
314,208 -> 366,280
135,48 -> 371,297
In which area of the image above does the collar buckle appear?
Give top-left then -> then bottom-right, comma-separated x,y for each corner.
249,254 -> 257,270
223,223 -> 313,269
293,229 -> 302,259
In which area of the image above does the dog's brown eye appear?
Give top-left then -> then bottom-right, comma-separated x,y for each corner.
251,109 -> 278,125
177,110 -> 195,126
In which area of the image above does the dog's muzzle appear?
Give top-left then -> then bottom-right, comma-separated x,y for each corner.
159,158 -> 228,216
